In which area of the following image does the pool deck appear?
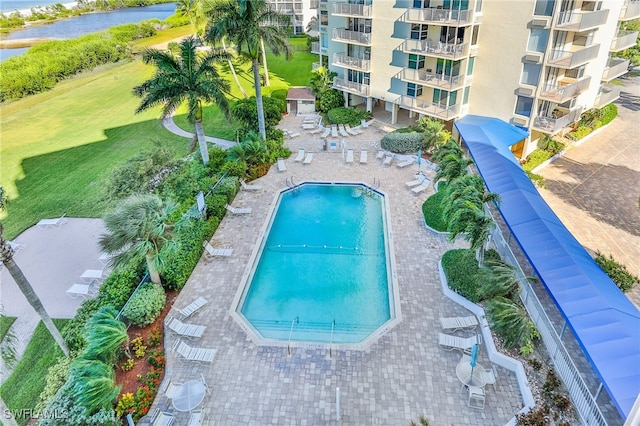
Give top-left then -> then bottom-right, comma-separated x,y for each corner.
158,115 -> 524,425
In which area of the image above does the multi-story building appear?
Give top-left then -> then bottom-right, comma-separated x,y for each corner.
315,0 -> 639,157
269,0 -> 317,35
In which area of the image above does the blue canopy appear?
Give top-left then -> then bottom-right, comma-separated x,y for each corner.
455,115 -> 640,419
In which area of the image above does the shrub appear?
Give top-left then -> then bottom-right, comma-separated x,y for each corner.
525,171 -> 546,188
441,249 -> 499,302
422,182 -> 448,232
595,251 -> 639,292
97,263 -> 145,310
327,106 -> 370,126
35,356 -> 71,412
147,349 -> 165,369
115,392 -> 136,417
600,103 -> 618,125
522,149 -> 553,172
566,125 -> 591,141
485,296 -> 531,349
121,283 -> 166,327
147,327 -> 162,347
515,406 -> 549,426
39,382 -> 118,426
318,89 -> 345,113
232,96 -> 284,132
537,136 -> 565,155
62,298 -> 102,351
130,335 -> 146,359
380,131 -> 425,153
120,358 -> 135,371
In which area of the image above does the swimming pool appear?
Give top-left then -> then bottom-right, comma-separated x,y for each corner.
233,183 -> 398,346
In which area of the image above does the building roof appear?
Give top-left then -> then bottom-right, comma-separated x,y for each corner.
286,87 -> 315,101
455,115 -> 640,420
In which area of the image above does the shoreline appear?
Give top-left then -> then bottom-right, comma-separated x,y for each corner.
1,2 -> 78,17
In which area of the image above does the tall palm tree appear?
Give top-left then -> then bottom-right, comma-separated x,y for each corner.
206,0 -> 292,140
416,116 -> 450,152
431,138 -> 463,164
133,36 -> 231,165
99,194 -> 178,285
434,153 -> 473,184
0,187 -> 69,357
308,66 -> 337,97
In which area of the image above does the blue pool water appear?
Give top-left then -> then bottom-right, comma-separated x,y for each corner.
239,183 -> 393,344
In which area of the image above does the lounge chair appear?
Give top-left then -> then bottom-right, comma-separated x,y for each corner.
289,132 -> 301,138
440,315 -> 479,332
294,149 -> 305,162
277,158 -> 287,172
37,214 -> 67,229
302,122 -> 316,130
66,283 -> 94,299
359,150 -> 368,164
202,241 -> 233,257
320,127 -> 331,139
225,204 -> 251,215
397,158 -> 414,168
166,317 -> 206,340
376,150 -> 385,160
405,174 -> 426,188
309,126 -> 324,135
345,149 -> 354,164
438,333 -> 482,352
303,152 -> 313,165
239,178 -> 262,191
173,340 -> 218,365
345,124 -> 360,136
412,179 -> 431,194
382,155 -> 393,166
331,125 -> 338,138
174,296 -> 207,320
338,124 -> 349,137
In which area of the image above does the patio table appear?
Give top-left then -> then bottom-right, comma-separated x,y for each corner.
456,359 -> 487,388
172,380 -> 206,412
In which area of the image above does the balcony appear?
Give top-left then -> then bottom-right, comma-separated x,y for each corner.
396,95 -> 463,120
610,30 -> 639,52
546,44 -> 600,69
620,0 -> 640,20
310,0 -> 318,8
311,41 -> 320,54
332,53 -> 371,72
404,7 -> 473,25
333,78 -> 370,97
602,57 -> 630,81
332,2 -> 372,17
400,39 -> 469,60
397,68 -> 465,90
532,106 -> 584,134
332,28 -> 372,46
555,9 -> 609,31
594,85 -> 621,108
538,76 -> 591,103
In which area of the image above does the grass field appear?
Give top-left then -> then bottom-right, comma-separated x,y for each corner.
0,319 -> 69,426
0,316 -> 16,342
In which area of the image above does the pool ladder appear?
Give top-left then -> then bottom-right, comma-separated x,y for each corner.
287,316 -> 299,356
329,319 -> 336,358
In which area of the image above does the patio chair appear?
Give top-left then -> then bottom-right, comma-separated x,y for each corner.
309,125 -> 324,135
478,365 -> 498,390
331,125 -> 338,138
396,158 -> 414,168
166,317 -> 206,340
200,373 -> 211,396
345,149 -> 354,164
346,124 -> 362,136
338,124 -> 349,137
440,315 -> 479,332
382,155 -> 393,166
376,150 -> 385,160
289,132 -> 301,138
164,379 -> 183,399
294,149 -> 305,162
405,173 -> 425,188
150,409 -> 175,426
225,204 -> 252,215
438,333 -> 482,352
174,296 -> 208,320
468,386 -> 485,410
36,214 -> 67,229
187,409 -> 208,426
411,179 -> 431,194
359,150 -> 368,164
173,340 -> 218,365
239,178 -> 262,191
303,152 -> 313,165
320,127 -> 331,139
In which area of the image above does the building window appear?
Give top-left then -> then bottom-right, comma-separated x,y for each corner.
407,83 -> 423,97
467,57 -> 475,75
410,24 -> 428,40
408,54 -> 425,70
515,96 -> 534,117
463,86 -> 470,104
521,63 -> 541,86
534,0 -> 555,16
527,29 -> 549,53
320,10 -> 328,25
471,26 -> 480,45
475,0 -> 482,13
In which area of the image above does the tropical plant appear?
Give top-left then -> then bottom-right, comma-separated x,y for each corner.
409,415 -> 431,426
206,0 -> 292,140
83,306 -> 128,364
121,283 -> 166,327
485,296 -> 531,349
477,259 -> 521,301
133,36 -> 231,165
434,153 -> 473,184
99,194 -> 178,285
431,138 -> 463,164
68,358 -> 120,415
308,66 -> 337,97
415,116 -> 450,152
318,89 -> 344,113
595,251 -> 639,292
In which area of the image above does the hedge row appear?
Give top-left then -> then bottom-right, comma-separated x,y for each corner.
380,131 -> 424,153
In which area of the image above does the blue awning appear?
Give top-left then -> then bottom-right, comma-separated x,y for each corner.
455,115 -> 640,419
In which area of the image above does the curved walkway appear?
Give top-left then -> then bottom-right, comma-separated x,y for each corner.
161,116 -> 236,149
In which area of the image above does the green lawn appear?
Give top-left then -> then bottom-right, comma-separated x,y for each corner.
0,316 -> 16,342
0,319 -> 69,426
422,181 -> 448,232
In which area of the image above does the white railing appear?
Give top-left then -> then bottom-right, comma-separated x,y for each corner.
333,77 -> 370,96
399,68 -> 465,90
400,39 -> 468,59
332,53 -> 370,71
610,30 -> 639,52
539,76 -> 591,103
602,57 -> 630,81
311,41 -> 320,54
396,95 -> 462,120
547,44 -> 600,68
620,0 -> 640,20
332,2 -> 372,17
595,85 -> 621,108
556,9 -> 609,30
533,106 -> 584,134
310,0 -> 319,8
332,28 -> 372,45
404,7 -> 473,24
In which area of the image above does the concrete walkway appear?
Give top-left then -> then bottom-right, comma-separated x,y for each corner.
162,116 -> 236,149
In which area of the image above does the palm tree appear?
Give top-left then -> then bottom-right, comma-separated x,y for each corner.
431,138 -> 463,164
206,0 -> 292,140
416,116 -> 450,152
84,306 -> 128,365
68,358 -> 120,415
478,259 -> 521,302
308,66 -> 337,97
0,305 -> 19,426
0,187 -> 69,357
99,194 -> 178,285
133,36 -> 231,165
433,153 -> 473,184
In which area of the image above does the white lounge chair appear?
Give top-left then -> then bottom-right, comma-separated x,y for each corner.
174,297 -> 207,320
412,179 -> 431,194
309,126 -> 324,135
345,149 -> 354,164
440,315 -> 479,332
338,124 -> 349,137
66,283 -> 94,299
173,340 -> 218,365
345,124 -> 360,136
37,214 -> 67,229
166,317 -> 206,340
277,158 -> 287,172
303,152 -> 313,165
382,155 -> 393,166
331,125 -> 338,138
239,179 -> 262,191
289,132 -> 301,138
359,150 -> 368,164
202,241 -> 233,257
294,149 -> 305,162
405,174 -> 426,188
397,158 -> 414,168
225,204 -> 252,215
438,333 -> 482,352
376,150 -> 385,160
320,127 -> 331,139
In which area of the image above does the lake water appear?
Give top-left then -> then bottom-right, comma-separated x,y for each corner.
0,3 -> 176,61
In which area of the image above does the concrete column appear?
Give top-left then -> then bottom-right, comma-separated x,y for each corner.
343,91 -> 349,106
366,97 -> 373,112
391,103 -> 398,124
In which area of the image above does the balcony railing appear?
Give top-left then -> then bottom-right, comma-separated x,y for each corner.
333,78 -> 370,97
311,41 -> 320,54
555,9 -> 609,31
332,2 -> 372,17
332,53 -> 371,71
332,28 -> 372,45
546,44 -> 599,69
610,30 -> 639,52
404,7 -> 473,25
312,61 -> 322,70
398,68 -> 465,90
620,0 -> 640,20
538,76 -> 591,103
533,106 -> 584,134
400,39 -> 469,60
396,95 -> 462,120
594,85 -> 621,108
602,57 -> 630,81
310,0 -> 319,8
